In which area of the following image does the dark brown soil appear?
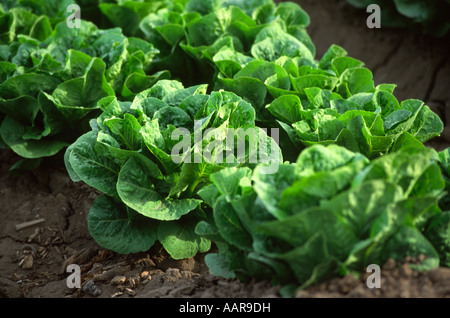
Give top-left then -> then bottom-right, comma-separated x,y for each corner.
1,0 -> 449,299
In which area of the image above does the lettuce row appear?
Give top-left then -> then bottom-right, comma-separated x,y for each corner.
87,0 -> 315,88
89,0 -> 443,160
210,41 -> 443,159
65,79 -> 281,258
0,5 -> 171,167
196,144 -> 450,294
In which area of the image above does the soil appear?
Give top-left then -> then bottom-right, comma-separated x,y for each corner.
1,0 -> 450,299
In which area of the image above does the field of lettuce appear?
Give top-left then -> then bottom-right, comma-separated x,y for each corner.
1,0 -> 450,298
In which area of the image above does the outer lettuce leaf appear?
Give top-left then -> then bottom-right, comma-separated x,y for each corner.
88,194 -> 159,254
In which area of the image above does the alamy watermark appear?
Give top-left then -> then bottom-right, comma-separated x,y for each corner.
66,264 -> 81,288
366,4 -> 381,29
170,122 -> 281,174
66,4 -> 81,29
366,264 -> 381,288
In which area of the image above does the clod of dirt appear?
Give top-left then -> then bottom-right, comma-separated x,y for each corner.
128,273 -> 141,288
125,288 -> 136,297
163,268 -> 182,283
82,280 -> 102,297
140,271 -> 150,280
383,258 -> 397,271
400,264 -> 413,278
428,268 -> 450,284
157,257 -> 197,272
19,255 -> 34,270
0,277 -> 22,298
110,276 -> 127,286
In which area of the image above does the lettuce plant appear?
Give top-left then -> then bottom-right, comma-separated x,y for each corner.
1,0 -> 76,25
0,5 -> 168,168
213,43 -> 443,159
97,0 -> 188,36
196,143 -> 448,294
65,79 -> 281,258
426,148 -> 450,267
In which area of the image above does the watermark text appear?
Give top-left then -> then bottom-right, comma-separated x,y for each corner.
66,4 -> 81,29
